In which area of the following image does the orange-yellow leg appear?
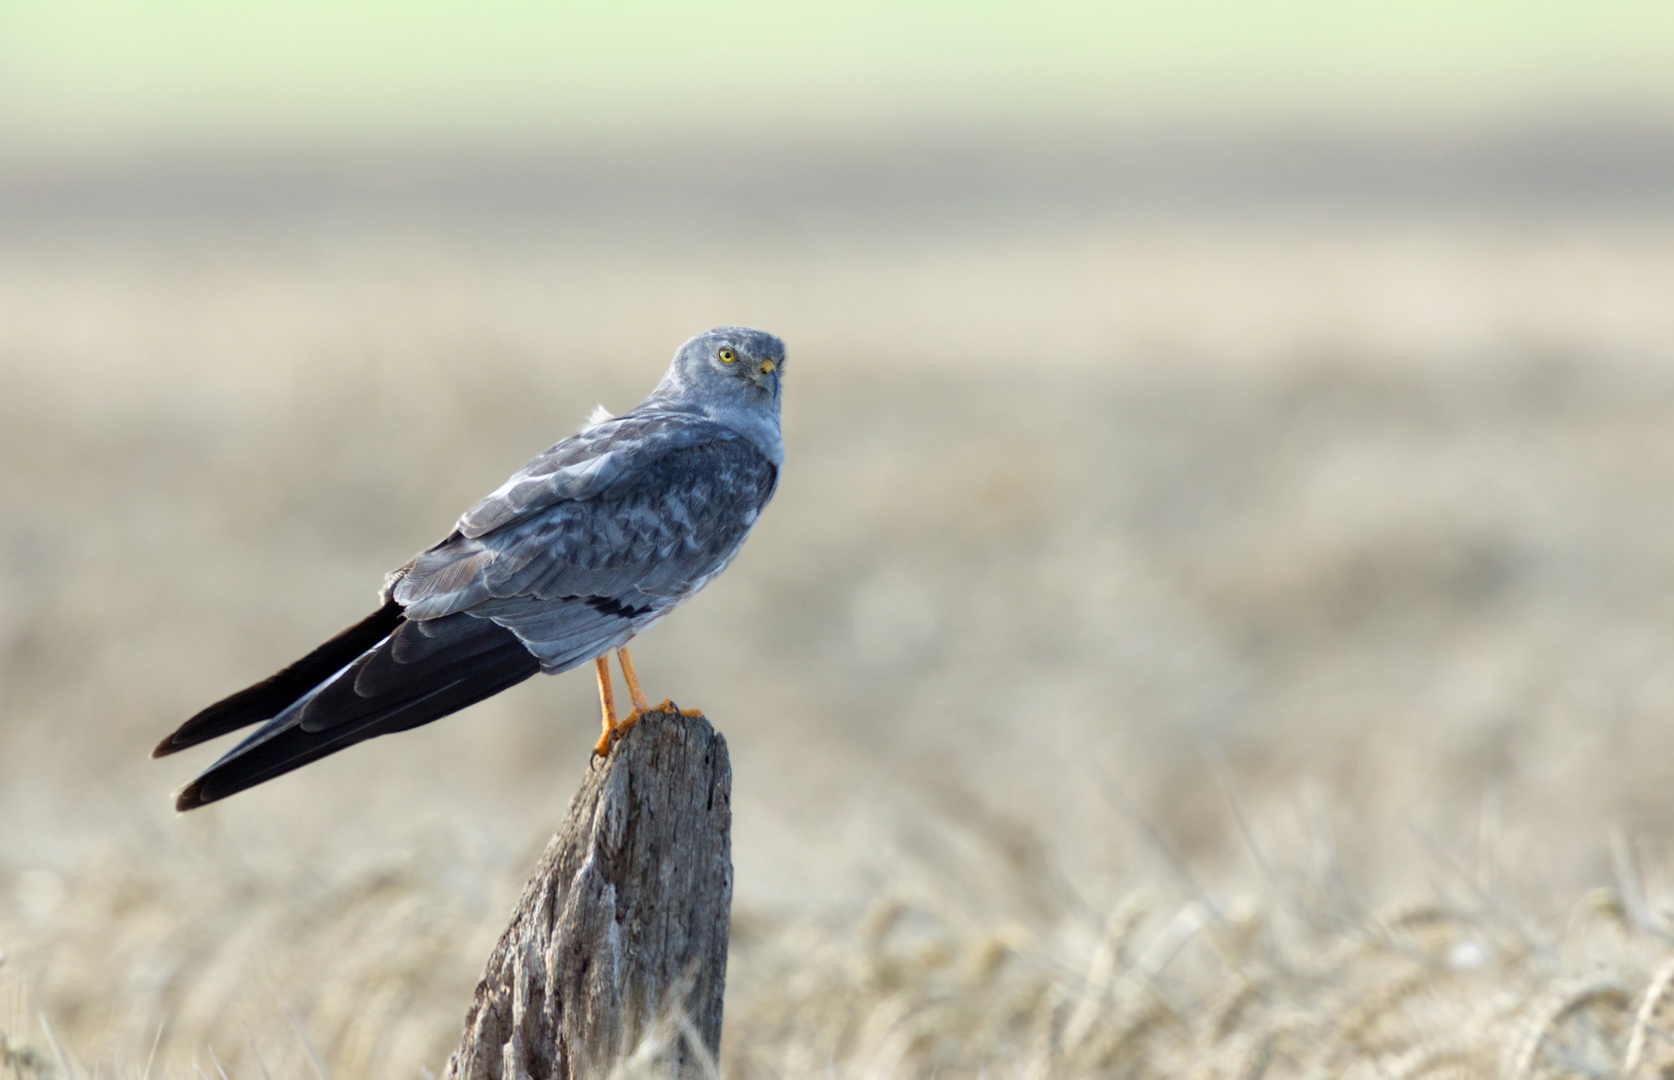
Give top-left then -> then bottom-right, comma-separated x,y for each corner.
612,648 -> 704,742
617,646 -> 650,713
593,655 -> 617,756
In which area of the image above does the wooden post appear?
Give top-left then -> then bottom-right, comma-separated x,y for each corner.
444,707 -> 732,1080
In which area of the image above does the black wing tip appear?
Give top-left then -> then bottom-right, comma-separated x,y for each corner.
173,779 -> 212,812
155,600 -> 406,759
154,725 -> 205,758
165,615 -> 540,810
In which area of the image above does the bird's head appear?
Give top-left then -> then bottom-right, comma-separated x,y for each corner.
658,326 -> 785,409
639,327 -> 787,464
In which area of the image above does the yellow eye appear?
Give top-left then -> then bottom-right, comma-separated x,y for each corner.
718,348 -> 737,363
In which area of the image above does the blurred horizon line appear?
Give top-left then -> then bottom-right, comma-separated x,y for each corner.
4,115 -> 1673,230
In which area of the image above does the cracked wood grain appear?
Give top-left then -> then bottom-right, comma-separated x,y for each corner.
444,708 -> 732,1080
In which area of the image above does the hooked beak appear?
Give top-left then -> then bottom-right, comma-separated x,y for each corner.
749,358 -> 779,393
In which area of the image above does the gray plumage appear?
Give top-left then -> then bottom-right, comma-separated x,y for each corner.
155,327 -> 785,810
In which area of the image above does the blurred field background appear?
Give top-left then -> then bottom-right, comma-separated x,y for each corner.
6,3 -> 1674,1077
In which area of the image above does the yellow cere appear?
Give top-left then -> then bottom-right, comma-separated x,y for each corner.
760,360 -> 775,373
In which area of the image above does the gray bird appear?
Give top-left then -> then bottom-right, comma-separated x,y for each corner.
154,327 -> 784,811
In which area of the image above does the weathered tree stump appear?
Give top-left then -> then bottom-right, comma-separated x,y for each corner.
444,707 -> 732,1080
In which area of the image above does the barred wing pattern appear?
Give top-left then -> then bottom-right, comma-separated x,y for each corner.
458,414 -> 738,540
395,425 -> 779,670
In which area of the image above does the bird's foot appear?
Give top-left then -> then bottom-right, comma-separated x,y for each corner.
594,699 -> 706,755
596,706 -> 653,755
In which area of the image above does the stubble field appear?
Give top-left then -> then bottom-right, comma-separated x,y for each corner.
5,135 -> 1674,1077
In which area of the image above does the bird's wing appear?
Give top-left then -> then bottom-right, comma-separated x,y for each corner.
453,412 -> 727,539
153,599 -> 404,758
391,427 -> 778,670
174,611 -> 541,810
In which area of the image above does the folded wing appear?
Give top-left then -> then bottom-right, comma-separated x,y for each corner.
174,612 -> 540,809
394,432 -> 778,669
152,599 -> 403,758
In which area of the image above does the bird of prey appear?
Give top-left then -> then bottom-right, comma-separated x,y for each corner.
154,327 -> 784,811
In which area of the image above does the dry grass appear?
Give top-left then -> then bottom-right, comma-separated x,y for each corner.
5,148 -> 1674,1077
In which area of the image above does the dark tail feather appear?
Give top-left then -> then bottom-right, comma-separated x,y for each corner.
153,600 -> 404,758
174,613 -> 540,811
